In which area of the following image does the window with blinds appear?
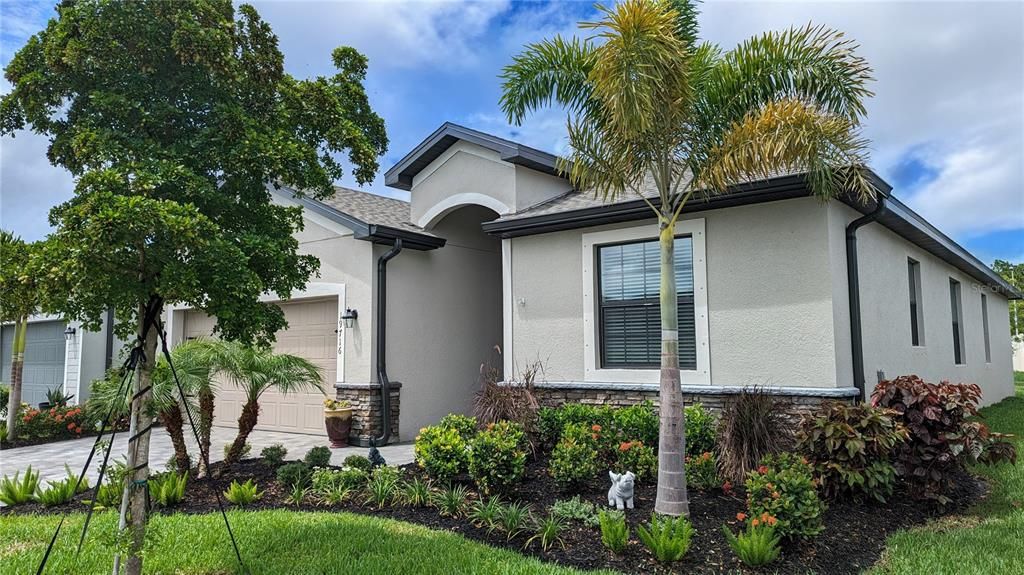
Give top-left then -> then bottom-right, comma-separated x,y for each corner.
597,236 -> 696,370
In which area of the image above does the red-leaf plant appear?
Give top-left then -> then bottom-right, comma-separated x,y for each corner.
870,375 -> 1016,504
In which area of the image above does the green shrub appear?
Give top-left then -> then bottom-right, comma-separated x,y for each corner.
746,452 -> 825,539
433,483 -> 472,517
36,478 -> 79,507
223,479 -> 263,506
615,440 -> 657,481
637,513 -> 694,563
550,496 -> 599,528
613,401 -> 659,448
722,514 -> 782,567
497,500 -> 533,540
18,404 -> 88,440
303,446 -> 332,468
684,403 -> 717,457
276,462 -> 311,489
797,401 -> 908,502
311,467 -> 366,495
0,384 -> 9,418
260,444 -> 288,467
398,477 -> 432,507
151,473 -> 187,507
527,513 -> 566,551
94,482 -> 123,508
871,375 -> 1017,503
598,510 -> 629,554
469,496 -> 505,531
549,435 -> 599,488
319,483 -> 352,506
537,404 -> 614,447
685,451 -> 719,490
438,413 -> 479,441
0,466 -> 40,505
284,483 -> 310,506
0,423 -> 8,443
717,388 -> 791,482
415,425 -> 469,482
364,466 -> 400,509
224,442 -> 251,460
468,421 -> 527,495
343,454 -> 372,472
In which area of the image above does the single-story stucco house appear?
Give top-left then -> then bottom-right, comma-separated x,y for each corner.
21,122 -> 1017,445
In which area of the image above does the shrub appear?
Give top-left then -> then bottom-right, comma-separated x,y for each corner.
550,496 -> 599,528
398,477 -> 432,507
537,403 -> 614,447
0,466 -> 40,505
718,388 -> 791,482
18,404 -> 88,440
613,401 -> 659,449
319,483 -> 352,506
94,482 -> 123,508
871,375 -> 1017,503
343,454 -> 372,473
260,444 -> 288,467
797,401 -> 908,502
637,514 -> 694,563
685,451 -> 719,490
598,510 -> 629,554
303,446 -> 332,468
311,467 -> 367,495
415,425 -> 470,482
616,440 -> 657,481
364,466 -> 400,509
0,384 -> 9,418
498,500 -> 533,540
438,413 -> 479,441
549,435 -> 600,488
433,483 -> 471,517
468,421 -> 527,495
276,462 -> 311,489
150,473 -> 187,507
685,403 -> 717,457
527,514 -> 565,551
223,479 -> 263,506
224,442 -> 251,460
746,452 -> 824,539
469,496 -> 505,531
473,356 -> 540,439
723,513 -> 782,567
36,477 -> 79,507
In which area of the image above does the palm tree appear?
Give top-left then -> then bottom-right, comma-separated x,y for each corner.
215,341 -> 323,465
501,0 -> 876,516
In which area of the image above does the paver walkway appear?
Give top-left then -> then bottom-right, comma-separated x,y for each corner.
0,426 -> 414,485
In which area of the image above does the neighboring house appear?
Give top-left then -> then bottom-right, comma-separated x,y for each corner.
161,121 -> 1019,445
1,312 -> 119,407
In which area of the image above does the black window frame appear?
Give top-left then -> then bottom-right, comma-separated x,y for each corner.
950,278 -> 965,365
595,234 -> 697,370
908,258 -> 924,346
981,293 -> 991,363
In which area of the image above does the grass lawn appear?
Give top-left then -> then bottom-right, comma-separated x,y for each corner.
872,375 -> 1024,574
0,509 -> 615,575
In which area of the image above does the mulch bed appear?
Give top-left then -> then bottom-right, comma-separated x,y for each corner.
3,455 -> 985,574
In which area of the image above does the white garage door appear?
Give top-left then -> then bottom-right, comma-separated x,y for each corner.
183,298 -> 337,436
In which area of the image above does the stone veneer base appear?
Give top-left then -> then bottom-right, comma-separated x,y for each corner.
335,382 -> 401,447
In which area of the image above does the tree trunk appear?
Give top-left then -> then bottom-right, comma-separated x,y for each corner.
225,399 -> 259,465
159,405 -> 190,473
197,387 -> 215,477
6,317 -> 26,441
654,221 -> 689,517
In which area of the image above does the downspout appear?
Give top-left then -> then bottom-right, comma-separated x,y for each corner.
104,307 -> 115,371
846,197 -> 887,401
374,238 -> 403,445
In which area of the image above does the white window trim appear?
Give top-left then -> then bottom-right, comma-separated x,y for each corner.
582,219 -> 710,385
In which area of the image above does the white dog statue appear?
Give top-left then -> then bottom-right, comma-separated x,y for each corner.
607,471 -> 635,510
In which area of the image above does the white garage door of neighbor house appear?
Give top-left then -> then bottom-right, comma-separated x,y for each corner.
1,320 -> 67,407
183,298 -> 337,437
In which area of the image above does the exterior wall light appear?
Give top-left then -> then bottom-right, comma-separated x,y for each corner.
341,308 -> 358,329
64,326 -> 77,340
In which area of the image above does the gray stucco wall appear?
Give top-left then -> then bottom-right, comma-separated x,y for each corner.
509,197 -> 841,389
831,203 -> 1015,405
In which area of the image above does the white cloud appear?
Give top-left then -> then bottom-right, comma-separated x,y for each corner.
0,129 -> 75,241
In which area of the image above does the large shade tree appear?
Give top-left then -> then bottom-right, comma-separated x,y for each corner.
501,0 -> 877,516
0,1 -> 386,571
0,231 -> 39,441
993,260 -> 1023,341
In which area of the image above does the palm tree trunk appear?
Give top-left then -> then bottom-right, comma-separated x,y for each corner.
197,387 -> 214,477
654,220 -> 689,517
6,317 -> 26,441
159,405 -> 191,472
225,399 -> 259,465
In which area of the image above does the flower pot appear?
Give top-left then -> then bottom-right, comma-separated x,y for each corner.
324,408 -> 353,448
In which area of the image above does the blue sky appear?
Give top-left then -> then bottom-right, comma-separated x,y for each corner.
1,0 -> 1021,265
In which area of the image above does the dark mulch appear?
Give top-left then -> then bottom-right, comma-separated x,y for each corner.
3,455 -> 986,574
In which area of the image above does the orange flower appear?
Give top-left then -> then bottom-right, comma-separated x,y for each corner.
591,424 -> 602,432
751,518 -> 760,527
722,480 -> 733,494
736,512 -> 747,521
757,465 -> 769,474
67,422 -> 76,431
771,491 -> 780,499
619,442 -> 633,452
591,433 -> 599,441
766,516 -> 778,526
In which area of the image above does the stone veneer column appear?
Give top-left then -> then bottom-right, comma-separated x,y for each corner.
335,382 -> 401,446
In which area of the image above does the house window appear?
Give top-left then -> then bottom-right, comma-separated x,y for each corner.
907,258 -> 924,346
596,236 -> 696,370
949,279 -> 965,365
981,293 -> 991,363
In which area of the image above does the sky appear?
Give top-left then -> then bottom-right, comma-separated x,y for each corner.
1,0 -> 1022,265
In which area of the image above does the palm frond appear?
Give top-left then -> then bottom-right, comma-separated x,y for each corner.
212,340 -> 323,402
500,35 -> 597,125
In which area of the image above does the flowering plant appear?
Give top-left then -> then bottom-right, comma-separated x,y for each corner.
722,512 -> 781,566
746,452 -> 824,538
19,404 -> 87,439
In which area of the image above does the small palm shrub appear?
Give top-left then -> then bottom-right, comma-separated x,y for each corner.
637,514 -> 694,563
723,513 -> 782,567
0,466 -> 40,505
612,401 -> 659,449
718,388 -> 791,482
260,444 -> 288,467
746,452 -> 824,538
150,473 -> 187,507
550,496 -> 599,527
527,514 -> 566,551
433,483 -> 472,517
684,403 -> 717,457
415,425 -> 470,482
498,500 -> 533,540
364,466 -> 400,509
797,401 -> 908,502
685,451 -> 720,490
598,510 -> 629,554
223,442 -> 252,460
343,454 -> 372,473
223,479 -> 263,506
469,496 -> 505,531
399,477 -> 432,507
303,446 -> 332,468
468,421 -> 527,495
276,462 -> 311,489
36,477 -> 80,507
616,440 -> 657,481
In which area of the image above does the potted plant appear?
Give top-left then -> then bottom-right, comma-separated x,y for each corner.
323,397 -> 353,448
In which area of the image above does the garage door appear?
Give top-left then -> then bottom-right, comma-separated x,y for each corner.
182,298 -> 337,436
0,320 -> 67,407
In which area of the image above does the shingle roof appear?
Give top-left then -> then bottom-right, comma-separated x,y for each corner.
497,172 -> 681,222
316,186 -> 438,238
